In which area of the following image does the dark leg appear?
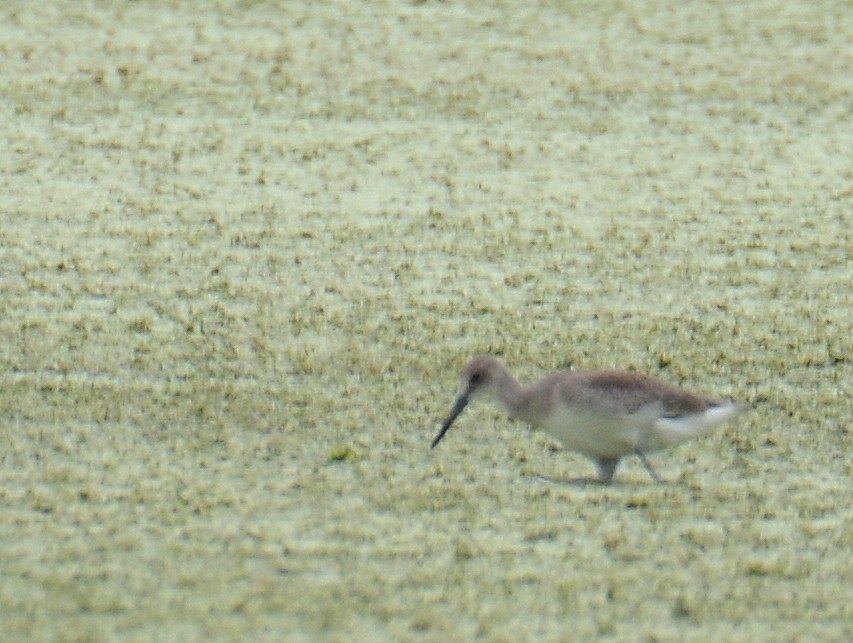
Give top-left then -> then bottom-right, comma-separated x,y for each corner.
635,451 -> 662,483
596,458 -> 620,484
529,457 -> 621,485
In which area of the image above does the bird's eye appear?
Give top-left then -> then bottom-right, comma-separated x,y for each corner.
470,372 -> 482,385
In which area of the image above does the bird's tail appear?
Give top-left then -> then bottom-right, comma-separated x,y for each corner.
652,402 -> 746,448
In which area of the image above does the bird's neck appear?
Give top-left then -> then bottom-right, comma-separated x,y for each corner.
495,370 -> 532,421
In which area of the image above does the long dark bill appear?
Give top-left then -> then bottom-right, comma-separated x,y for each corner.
430,393 -> 470,449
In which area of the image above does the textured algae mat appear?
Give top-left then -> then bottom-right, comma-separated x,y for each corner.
1,1 -> 852,641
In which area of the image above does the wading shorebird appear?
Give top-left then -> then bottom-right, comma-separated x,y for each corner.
431,355 -> 745,484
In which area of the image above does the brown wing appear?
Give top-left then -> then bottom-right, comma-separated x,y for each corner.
557,370 -> 719,416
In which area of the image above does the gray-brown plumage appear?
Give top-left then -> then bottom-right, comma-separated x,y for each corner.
431,355 -> 745,483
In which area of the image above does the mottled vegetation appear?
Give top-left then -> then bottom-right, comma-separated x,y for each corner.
1,1 -> 851,640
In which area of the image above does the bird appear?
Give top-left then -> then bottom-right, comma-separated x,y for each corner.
430,355 -> 746,484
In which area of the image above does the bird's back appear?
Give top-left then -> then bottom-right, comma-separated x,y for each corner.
527,370 -> 736,459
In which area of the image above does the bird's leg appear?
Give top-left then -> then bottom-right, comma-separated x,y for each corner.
635,451 -> 662,483
595,458 -> 620,484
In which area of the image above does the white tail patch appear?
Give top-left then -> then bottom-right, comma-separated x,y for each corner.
651,402 -> 743,449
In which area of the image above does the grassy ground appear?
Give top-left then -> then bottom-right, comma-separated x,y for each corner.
1,1 -> 851,640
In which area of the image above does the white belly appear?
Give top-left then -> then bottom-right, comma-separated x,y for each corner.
540,406 -> 643,458
538,402 -> 741,459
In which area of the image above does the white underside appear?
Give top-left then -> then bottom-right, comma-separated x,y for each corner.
539,402 -> 742,459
